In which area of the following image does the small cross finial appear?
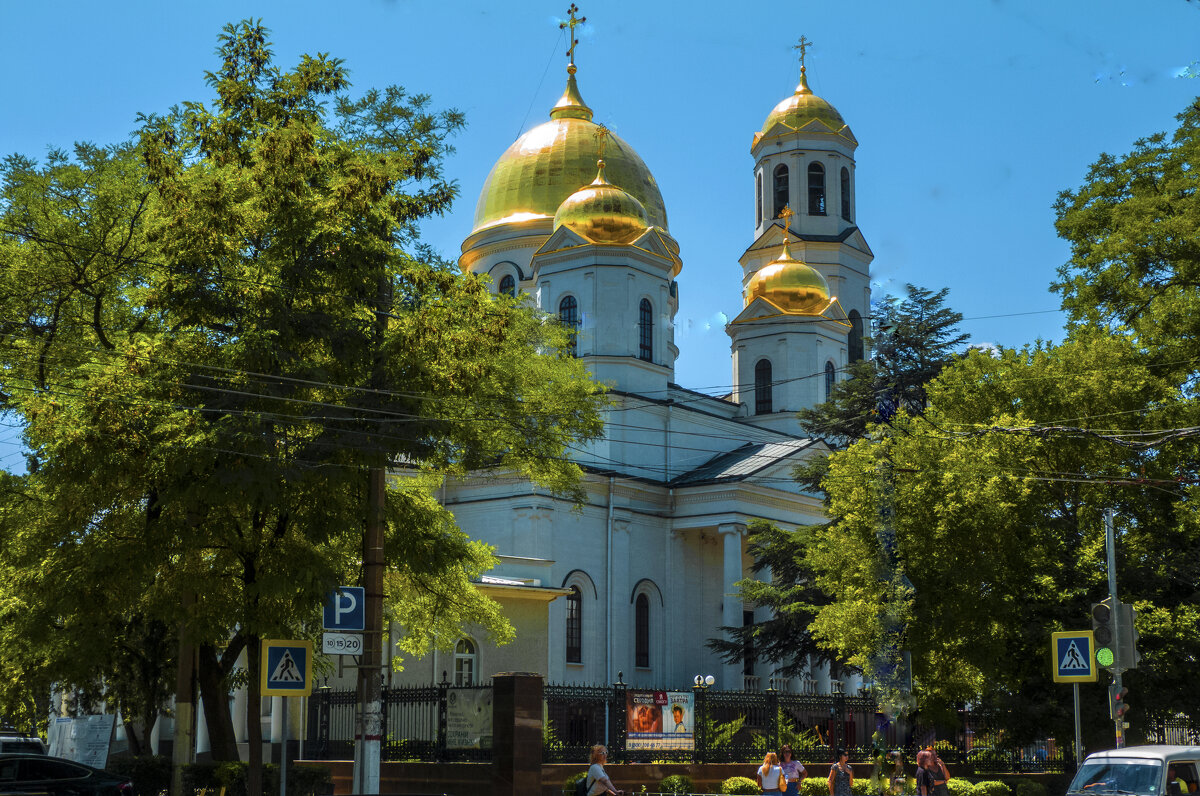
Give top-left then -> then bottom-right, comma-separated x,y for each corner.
560,4 -> 587,66
777,205 -> 794,245
794,35 -> 813,70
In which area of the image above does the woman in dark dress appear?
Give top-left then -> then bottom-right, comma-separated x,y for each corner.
828,748 -> 853,796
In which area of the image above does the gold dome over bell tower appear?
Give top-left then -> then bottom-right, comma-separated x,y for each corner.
469,5 -> 667,236
745,206 -> 832,316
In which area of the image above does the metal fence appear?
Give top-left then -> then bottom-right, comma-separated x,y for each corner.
306,677 -> 493,763
543,681 -> 1072,773
308,679 -> 1196,771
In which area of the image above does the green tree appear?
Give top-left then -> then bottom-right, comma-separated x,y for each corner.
0,20 -> 605,787
710,285 -> 968,678
807,329 -> 1199,738
1054,97 -> 1200,376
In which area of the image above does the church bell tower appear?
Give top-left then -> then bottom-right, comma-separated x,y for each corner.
728,38 -> 873,433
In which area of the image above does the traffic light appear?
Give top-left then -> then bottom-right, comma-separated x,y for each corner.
1092,598 -> 1116,669
1109,684 -> 1130,721
1117,602 -> 1141,670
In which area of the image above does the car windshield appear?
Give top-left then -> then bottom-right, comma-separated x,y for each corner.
1069,760 -> 1164,795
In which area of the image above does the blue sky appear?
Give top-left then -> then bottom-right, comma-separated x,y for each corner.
3,0 -> 1199,469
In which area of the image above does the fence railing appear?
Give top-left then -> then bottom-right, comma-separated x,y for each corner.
306,677 -> 493,763
309,679 -> 1200,773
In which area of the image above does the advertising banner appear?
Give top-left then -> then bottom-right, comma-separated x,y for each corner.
446,687 -> 493,749
625,690 -> 694,751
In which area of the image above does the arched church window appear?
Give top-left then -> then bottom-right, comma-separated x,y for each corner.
635,594 -> 650,668
638,299 -> 653,362
825,360 -> 836,401
848,310 -> 864,363
808,162 -> 826,216
565,586 -> 582,663
756,171 -> 763,227
499,274 -> 515,297
754,359 -> 773,415
559,295 -> 579,356
454,638 -> 477,686
773,164 -> 789,221
840,167 -> 851,221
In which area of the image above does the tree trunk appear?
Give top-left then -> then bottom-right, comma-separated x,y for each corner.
123,719 -> 143,756
197,643 -> 241,761
246,636 -> 263,796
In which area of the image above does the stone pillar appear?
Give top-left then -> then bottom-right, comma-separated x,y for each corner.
719,524 -> 745,690
491,672 -> 543,796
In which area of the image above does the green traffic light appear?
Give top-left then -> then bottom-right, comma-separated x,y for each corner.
1097,647 -> 1115,667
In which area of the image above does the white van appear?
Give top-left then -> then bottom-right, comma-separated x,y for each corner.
1067,746 -> 1200,796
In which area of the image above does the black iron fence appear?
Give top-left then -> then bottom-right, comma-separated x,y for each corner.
308,680 -> 1198,772
306,677 -> 493,763
542,681 -> 1073,773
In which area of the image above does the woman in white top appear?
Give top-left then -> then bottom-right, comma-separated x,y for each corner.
587,745 -> 622,796
758,751 -> 784,795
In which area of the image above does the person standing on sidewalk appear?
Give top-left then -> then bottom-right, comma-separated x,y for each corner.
780,746 -> 807,796
829,749 -> 853,796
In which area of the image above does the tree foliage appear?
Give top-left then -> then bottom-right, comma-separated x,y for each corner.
711,285 -> 968,678
1054,97 -> 1200,378
0,20 -> 605,768
808,329 -> 1199,737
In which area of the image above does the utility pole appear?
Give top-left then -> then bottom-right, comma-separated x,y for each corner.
1105,509 -> 1125,749
171,595 -> 196,796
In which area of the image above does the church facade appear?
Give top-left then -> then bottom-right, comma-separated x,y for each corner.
394,34 -> 872,696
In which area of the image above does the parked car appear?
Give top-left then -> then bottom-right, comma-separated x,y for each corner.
0,753 -> 132,796
1067,745 -> 1200,796
0,735 -> 44,756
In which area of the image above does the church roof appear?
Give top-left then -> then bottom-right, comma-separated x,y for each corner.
670,438 -> 817,486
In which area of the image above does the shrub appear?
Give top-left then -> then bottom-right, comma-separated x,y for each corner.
721,776 -> 761,795
106,756 -> 173,796
1014,781 -> 1048,796
971,783 -> 1013,796
947,778 -> 974,796
181,762 -> 331,796
660,775 -> 694,795
801,777 -> 829,796
850,774 -> 873,795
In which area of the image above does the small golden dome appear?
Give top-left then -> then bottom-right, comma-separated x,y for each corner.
554,160 -> 649,245
760,67 -> 852,138
472,71 -> 667,235
746,241 -> 831,315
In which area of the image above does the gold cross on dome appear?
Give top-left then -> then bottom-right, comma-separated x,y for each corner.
560,4 -> 587,65
594,123 -> 610,159
777,205 -> 795,243
794,35 -> 813,69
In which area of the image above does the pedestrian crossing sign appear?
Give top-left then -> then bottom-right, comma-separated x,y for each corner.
1051,630 -> 1097,683
261,639 -> 313,696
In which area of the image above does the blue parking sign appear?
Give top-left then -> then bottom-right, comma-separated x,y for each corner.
323,586 -> 366,631
261,640 -> 312,696
1051,631 -> 1097,683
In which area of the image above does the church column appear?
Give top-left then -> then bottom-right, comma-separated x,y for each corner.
718,523 -> 745,690
611,517 -> 632,679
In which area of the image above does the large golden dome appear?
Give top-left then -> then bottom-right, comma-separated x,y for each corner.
760,68 -> 852,139
472,70 -> 668,234
746,241 -> 831,315
554,160 -> 649,245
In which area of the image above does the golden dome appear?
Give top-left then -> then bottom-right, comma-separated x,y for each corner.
554,159 -> 649,244
760,67 -> 852,139
472,70 -> 667,234
746,241 -> 831,315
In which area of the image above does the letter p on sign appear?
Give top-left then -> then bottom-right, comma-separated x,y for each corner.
323,586 -> 366,631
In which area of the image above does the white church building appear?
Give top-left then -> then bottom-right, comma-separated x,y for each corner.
393,38 -> 872,696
